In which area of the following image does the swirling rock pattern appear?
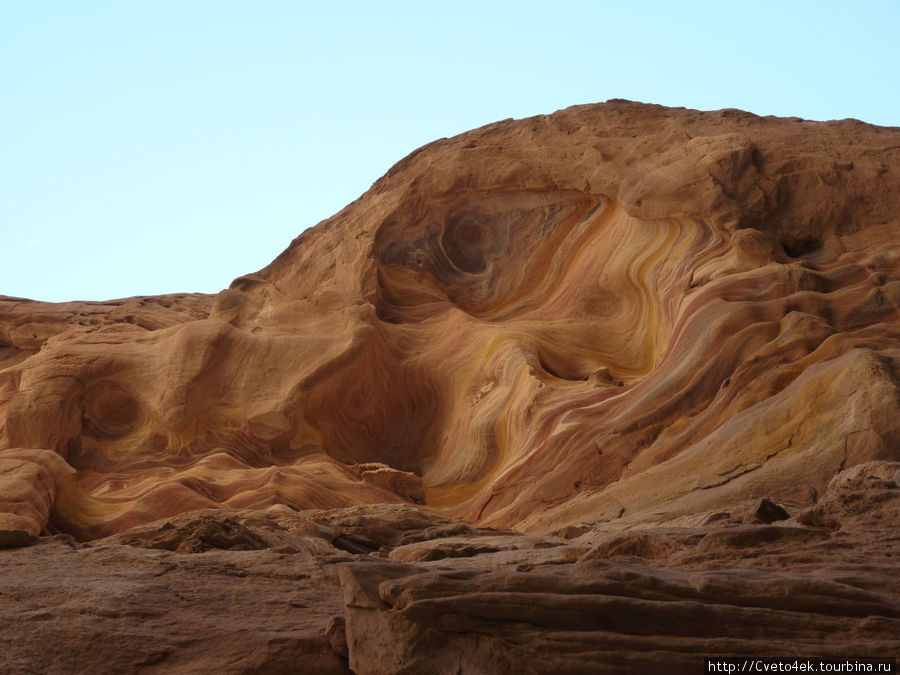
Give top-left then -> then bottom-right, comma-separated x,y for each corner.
2,101 -> 899,540
0,101 -> 900,673
2,101 -> 900,670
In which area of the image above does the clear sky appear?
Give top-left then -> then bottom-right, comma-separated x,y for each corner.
3,1 -> 899,302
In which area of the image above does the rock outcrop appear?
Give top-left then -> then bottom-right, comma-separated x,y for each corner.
0,448 -> 74,544
1,101 -> 899,671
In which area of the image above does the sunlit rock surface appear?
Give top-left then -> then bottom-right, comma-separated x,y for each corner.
1,101 -> 899,672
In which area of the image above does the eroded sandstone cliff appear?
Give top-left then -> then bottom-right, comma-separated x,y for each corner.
1,101 -> 899,672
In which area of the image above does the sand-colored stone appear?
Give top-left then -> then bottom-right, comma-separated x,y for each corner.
0,448 -> 74,541
3,101 -> 899,539
0,468 -> 897,672
1,101 -> 900,670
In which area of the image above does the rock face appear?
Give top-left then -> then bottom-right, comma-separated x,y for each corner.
1,101 -> 900,671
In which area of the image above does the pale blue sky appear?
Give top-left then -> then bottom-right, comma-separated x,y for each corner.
3,1 -> 899,302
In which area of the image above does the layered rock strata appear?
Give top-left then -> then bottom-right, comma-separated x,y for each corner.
1,465 -> 898,673
1,101 -> 900,670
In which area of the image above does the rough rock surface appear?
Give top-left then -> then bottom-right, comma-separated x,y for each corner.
1,101 -> 900,671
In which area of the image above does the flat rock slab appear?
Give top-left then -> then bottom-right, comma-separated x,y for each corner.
338,558 -> 900,675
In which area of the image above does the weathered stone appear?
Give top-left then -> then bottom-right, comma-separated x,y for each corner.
2,101 -> 900,670
751,498 -> 791,524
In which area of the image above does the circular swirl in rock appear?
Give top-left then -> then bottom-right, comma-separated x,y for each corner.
82,380 -> 146,440
376,190 -> 604,321
441,211 -> 497,274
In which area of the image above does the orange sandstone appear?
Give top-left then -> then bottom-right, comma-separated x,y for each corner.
2,101 -> 900,672
1,101 -> 898,542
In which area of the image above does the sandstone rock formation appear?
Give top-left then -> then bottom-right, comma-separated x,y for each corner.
0,448 -> 73,543
1,101 -> 899,671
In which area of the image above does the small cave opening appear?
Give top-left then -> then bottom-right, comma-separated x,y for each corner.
781,237 -> 821,259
